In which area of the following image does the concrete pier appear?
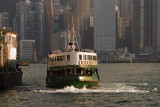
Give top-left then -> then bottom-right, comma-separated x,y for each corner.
0,71 -> 23,89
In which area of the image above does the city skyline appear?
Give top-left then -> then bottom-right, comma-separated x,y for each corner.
0,0 -> 160,60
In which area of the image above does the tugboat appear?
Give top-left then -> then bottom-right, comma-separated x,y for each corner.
46,19 -> 100,88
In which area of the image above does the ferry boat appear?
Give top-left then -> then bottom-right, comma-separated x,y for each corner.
46,21 -> 100,88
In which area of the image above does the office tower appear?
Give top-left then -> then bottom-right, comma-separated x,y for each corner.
132,0 -> 156,54
132,0 -> 142,54
20,40 -> 35,60
13,17 -> 17,32
153,0 -> 160,52
158,1 -> 160,50
94,0 -> 116,52
16,0 -> 46,59
118,0 -> 132,17
50,0 -> 93,50
0,12 -> 9,28
115,6 -> 120,50
44,0 -> 54,53
144,0 -> 153,53
49,0 -> 62,51
117,0 -> 132,52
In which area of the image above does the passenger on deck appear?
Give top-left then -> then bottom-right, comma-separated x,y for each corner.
16,62 -> 20,71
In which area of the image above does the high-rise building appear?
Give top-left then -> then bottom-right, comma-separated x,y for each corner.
144,0 -> 153,53
20,40 -> 35,60
132,0 -> 142,54
158,1 -> 160,50
117,0 -> 132,52
94,0 -> 116,52
132,0 -> 157,54
0,12 -> 10,28
118,0 -> 132,17
50,0 -> 94,51
16,0 -> 46,59
153,0 -> 160,51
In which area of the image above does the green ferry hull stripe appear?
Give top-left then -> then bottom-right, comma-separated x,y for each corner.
46,76 -> 99,88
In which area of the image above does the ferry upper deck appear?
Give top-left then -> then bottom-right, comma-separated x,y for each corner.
48,49 -> 98,68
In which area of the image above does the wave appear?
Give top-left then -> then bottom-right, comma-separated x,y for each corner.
33,83 -> 149,94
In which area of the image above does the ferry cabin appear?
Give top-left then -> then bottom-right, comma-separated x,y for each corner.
47,51 -> 99,78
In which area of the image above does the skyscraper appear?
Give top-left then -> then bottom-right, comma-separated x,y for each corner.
153,0 -> 160,51
0,12 -> 9,28
158,1 -> 160,50
144,0 -> 153,53
16,0 -> 46,59
132,0 -> 142,54
132,0 -> 157,54
118,0 -> 132,17
94,0 -> 116,52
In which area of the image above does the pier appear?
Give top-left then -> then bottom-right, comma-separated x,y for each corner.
0,29 -> 23,89
0,71 -> 23,89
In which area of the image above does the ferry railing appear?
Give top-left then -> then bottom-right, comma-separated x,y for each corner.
50,61 -> 71,67
79,60 -> 97,66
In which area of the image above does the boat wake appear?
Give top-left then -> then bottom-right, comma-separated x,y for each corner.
33,83 -> 149,94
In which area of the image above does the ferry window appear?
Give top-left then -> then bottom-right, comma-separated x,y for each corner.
55,56 -> 57,62
67,55 -> 70,61
67,69 -> 72,76
83,55 -> 86,60
53,57 -> 55,62
93,56 -> 97,60
62,55 -> 65,61
86,68 -> 92,76
51,57 -> 54,62
87,55 -> 89,60
60,56 -> 62,61
72,68 -> 76,75
79,55 -> 82,60
89,55 -> 91,60
57,56 -> 60,61
77,68 -> 85,76
91,56 -> 93,60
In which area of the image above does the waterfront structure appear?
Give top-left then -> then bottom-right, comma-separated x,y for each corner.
0,29 -> 17,67
0,29 -> 23,89
16,0 -> 46,59
94,0 -> 116,52
19,40 -> 35,61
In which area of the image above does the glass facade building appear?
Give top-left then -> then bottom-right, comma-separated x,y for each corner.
94,0 -> 116,52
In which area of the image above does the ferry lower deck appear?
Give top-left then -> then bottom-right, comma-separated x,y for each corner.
46,66 -> 100,88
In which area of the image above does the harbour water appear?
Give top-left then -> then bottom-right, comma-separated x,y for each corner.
0,63 -> 160,106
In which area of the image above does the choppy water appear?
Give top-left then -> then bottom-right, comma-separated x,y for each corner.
0,63 -> 160,106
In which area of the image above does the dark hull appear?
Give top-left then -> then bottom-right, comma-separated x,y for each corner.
46,76 -> 99,88
0,71 -> 23,89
